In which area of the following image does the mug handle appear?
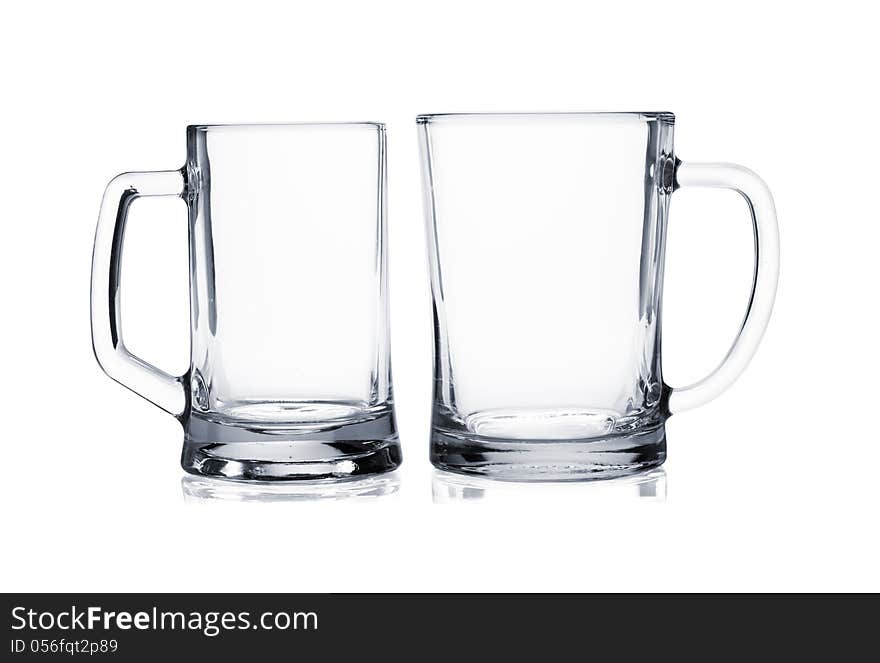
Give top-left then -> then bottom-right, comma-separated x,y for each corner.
666,160 -> 780,414
90,169 -> 188,417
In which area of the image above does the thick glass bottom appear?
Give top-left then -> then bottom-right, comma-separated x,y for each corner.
181,408 -> 400,481
431,422 -> 666,482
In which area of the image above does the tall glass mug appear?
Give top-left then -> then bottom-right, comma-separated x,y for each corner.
418,112 -> 778,480
91,123 -> 401,481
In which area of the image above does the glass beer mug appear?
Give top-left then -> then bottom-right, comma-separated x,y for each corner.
418,112 -> 778,480
91,123 -> 400,481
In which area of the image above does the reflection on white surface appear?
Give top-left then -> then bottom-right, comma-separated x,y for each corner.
181,473 -> 400,503
432,468 -> 666,503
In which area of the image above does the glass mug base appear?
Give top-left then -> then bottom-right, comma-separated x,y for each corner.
430,417 -> 666,482
181,405 -> 401,482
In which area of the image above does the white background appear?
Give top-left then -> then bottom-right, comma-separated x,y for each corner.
1,0 -> 877,592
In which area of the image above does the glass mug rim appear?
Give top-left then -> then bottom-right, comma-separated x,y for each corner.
186,121 -> 385,131
416,111 -> 675,123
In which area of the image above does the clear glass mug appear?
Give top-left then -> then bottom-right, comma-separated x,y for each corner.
91,123 -> 401,481
419,112 -> 779,480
